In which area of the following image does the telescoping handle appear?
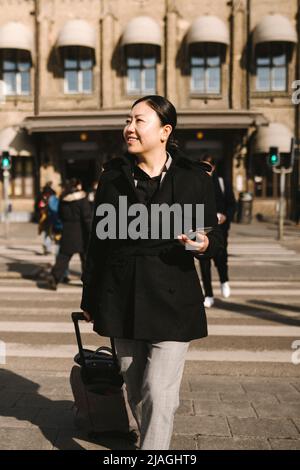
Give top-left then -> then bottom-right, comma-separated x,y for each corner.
71,312 -> 120,371
71,312 -> 87,370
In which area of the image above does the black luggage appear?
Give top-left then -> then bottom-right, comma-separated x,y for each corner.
70,312 -> 138,437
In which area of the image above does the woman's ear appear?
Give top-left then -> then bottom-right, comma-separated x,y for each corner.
161,124 -> 172,142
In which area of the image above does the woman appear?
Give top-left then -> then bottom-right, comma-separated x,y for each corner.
46,178 -> 92,290
81,95 -> 223,450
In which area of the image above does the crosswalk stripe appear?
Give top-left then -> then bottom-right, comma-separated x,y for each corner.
1,343 -> 292,363
0,321 -> 299,336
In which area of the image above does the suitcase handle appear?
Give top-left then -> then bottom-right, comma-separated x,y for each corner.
71,311 -> 120,372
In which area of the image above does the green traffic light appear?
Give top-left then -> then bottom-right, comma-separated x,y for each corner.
2,158 -> 10,168
271,154 -> 278,163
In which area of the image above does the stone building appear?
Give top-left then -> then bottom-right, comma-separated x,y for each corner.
0,0 -> 299,221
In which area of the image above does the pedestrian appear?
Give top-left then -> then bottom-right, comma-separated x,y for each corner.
198,154 -> 236,307
80,95 -> 223,450
37,181 -> 56,255
46,178 -> 92,290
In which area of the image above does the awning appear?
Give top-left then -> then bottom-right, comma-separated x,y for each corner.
186,16 -> 229,46
253,15 -> 297,46
22,110 -> 268,133
121,16 -> 162,46
56,19 -> 96,49
0,127 -> 34,156
0,22 -> 33,54
253,122 -> 293,153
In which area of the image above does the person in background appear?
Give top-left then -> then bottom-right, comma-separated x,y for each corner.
37,182 -> 56,255
198,154 -> 236,308
45,178 -> 92,290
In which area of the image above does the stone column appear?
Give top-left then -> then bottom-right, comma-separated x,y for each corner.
231,0 -> 248,110
165,10 -> 178,106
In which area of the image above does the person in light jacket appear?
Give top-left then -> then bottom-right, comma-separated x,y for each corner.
81,95 -> 223,450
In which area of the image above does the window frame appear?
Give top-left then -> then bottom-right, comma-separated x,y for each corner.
7,156 -> 35,199
255,42 -> 288,93
62,46 -> 94,95
189,43 -> 222,96
0,48 -> 31,96
125,44 -> 157,95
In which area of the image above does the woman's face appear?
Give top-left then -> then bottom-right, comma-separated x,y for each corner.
123,101 -> 172,155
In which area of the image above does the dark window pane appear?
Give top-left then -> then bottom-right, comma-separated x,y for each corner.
207,67 -> 220,93
272,66 -> 286,91
82,70 -> 92,92
127,57 -> 141,67
18,51 -> 31,71
127,68 -> 141,92
144,68 -> 156,92
191,67 -> 205,92
256,67 -> 270,91
65,70 -> 78,92
80,48 -> 93,70
3,72 -> 17,93
3,50 -> 17,70
20,71 -> 30,94
143,57 -> 155,68
191,56 -> 204,66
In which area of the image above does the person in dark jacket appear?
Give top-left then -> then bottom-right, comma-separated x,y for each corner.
81,95 -> 223,450
46,178 -> 92,290
198,155 -> 236,307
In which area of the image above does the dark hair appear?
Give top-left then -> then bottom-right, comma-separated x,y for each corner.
132,95 -> 179,153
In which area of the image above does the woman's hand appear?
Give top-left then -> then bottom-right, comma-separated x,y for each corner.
82,310 -> 93,323
177,233 -> 209,253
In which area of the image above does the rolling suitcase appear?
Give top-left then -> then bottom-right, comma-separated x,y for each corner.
70,312 -> 138,438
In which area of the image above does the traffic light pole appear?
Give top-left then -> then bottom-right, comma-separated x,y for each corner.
272,165 -> 292,241
2,169 -> 10,239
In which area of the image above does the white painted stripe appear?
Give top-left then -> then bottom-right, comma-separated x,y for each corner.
1,286 -> 300,296
3,343 -> 292,363
0,322 -> 298,337
186,349 -> 292,363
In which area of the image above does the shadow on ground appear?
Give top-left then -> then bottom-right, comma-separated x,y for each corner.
0,369 -> 137,450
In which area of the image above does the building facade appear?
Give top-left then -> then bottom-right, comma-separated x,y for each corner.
0,0 -> 299,221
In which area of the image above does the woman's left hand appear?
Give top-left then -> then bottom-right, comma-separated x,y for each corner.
177,233 -> 209,253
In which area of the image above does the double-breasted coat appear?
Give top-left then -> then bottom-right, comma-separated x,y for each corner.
80,152 -> 223,342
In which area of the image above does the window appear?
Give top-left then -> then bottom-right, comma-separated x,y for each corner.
256,43 -> 287,92
62,46 -> 93,94
0,49 -> 31,96
190,43 -> 221,94
7,157 -> 34,198
126,45 -> 157,95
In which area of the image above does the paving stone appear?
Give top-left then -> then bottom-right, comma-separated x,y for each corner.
33,408 -> 76,430
194,400 -> 256,418
179,380 -> 190,393
0,390 -> 23,407
197,436 -> 271,450
269,439 -> 300,450
171,435 -> 197,450
228,417 -> 299,438
240,380 -> 296,395
220,392 -> 278,404
180,391 -> 220,401
291,382 -> 300,393
177,400 -> 194,416
254,403 -> 300,419
190,379 -> 243,394
292,418 -> 300,433
0,427 -> 57,450
174,416 -> 231,437
0,407 -> 40,428
276,392 -> 300,403
15,393 -> 73,410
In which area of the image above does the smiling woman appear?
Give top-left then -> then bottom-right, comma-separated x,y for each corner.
80,95 -> 223,450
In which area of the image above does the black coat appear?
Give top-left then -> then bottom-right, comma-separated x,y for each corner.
80,153 -> 223,342
213,173 -> 236,231
59,191 -> 92,255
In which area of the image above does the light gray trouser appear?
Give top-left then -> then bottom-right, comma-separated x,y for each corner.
114,338 -> 189,450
